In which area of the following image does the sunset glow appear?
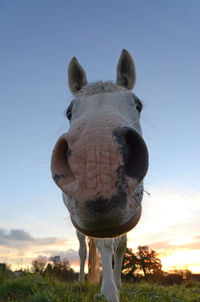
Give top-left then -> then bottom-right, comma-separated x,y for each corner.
160,249 -> 200,273
0,188 -> 199,274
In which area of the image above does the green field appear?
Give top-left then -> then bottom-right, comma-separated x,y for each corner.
0,273 -> 200,302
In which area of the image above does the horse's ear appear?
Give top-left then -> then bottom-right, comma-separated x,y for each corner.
116,49 -> 136,90
68,57 -> 88,94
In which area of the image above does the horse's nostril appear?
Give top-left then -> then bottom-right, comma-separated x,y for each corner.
114,127 -> 149,182
124,128 -> 148,181
51,135 -> 75,190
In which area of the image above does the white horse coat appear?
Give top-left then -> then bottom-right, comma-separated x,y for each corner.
52,49 -> 148,302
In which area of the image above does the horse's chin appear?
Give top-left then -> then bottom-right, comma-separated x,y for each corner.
70,205 -> 142,238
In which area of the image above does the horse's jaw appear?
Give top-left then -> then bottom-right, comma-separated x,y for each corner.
70,204 -> 142,238
62,190 -> 142,238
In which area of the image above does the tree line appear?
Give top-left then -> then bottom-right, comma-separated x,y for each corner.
121,246 -> 197,285
122,245 -> 162,279
31,255 -> 77,281
0,245 -> 199,285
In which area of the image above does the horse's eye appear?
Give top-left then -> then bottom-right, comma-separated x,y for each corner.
66,104 -> 72,120
135,97 -> 143,114
136,103 -> 142,113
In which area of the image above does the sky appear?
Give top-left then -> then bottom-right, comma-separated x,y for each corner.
0,0 -> 200,273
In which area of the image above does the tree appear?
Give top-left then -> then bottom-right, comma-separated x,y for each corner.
137,245 -> 162,277
122,248 -> 139,280
32,255 -> 77,281
0,263 -> 11,272
49,256 -> 71,273
122,245 -> 162,280
46,255 -> 76,281
31,256 -> 47,274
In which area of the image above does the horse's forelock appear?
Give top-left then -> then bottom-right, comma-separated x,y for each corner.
75,81 -> 127,97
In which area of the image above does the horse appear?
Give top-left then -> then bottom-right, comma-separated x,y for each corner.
76,229 -> 127,300
51,49 -> 148,302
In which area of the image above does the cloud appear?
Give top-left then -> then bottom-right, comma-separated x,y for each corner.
37,248 -> 80,265
0,228 -> 76,270
40,248 -> 78,259
150,240 -> 170,250
128,187 -> 200,242
0,228 -> 67,249
0,228 -> 33,242
169,241 -> 200,250
149,239 -> 200,251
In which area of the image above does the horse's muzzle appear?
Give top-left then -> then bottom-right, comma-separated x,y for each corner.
51,119 -> 148,237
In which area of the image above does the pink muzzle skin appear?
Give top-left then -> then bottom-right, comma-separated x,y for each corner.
51,114 -> 146,238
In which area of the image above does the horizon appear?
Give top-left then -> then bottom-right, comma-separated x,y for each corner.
0,0 -> 200,274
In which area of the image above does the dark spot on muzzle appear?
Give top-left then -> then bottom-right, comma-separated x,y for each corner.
113,126 -> 148,182
85,191 -> 127,215
66,148 -> 72,159
53,174 -> 66,184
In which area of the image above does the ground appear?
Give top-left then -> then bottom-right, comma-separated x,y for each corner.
0,273 -> 200,302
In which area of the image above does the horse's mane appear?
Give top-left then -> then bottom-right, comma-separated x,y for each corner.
76,81 -> 127,97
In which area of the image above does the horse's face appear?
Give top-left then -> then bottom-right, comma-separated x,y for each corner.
51,50 -> 148,238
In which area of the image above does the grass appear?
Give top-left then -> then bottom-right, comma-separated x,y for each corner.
0,273 -> 200,302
